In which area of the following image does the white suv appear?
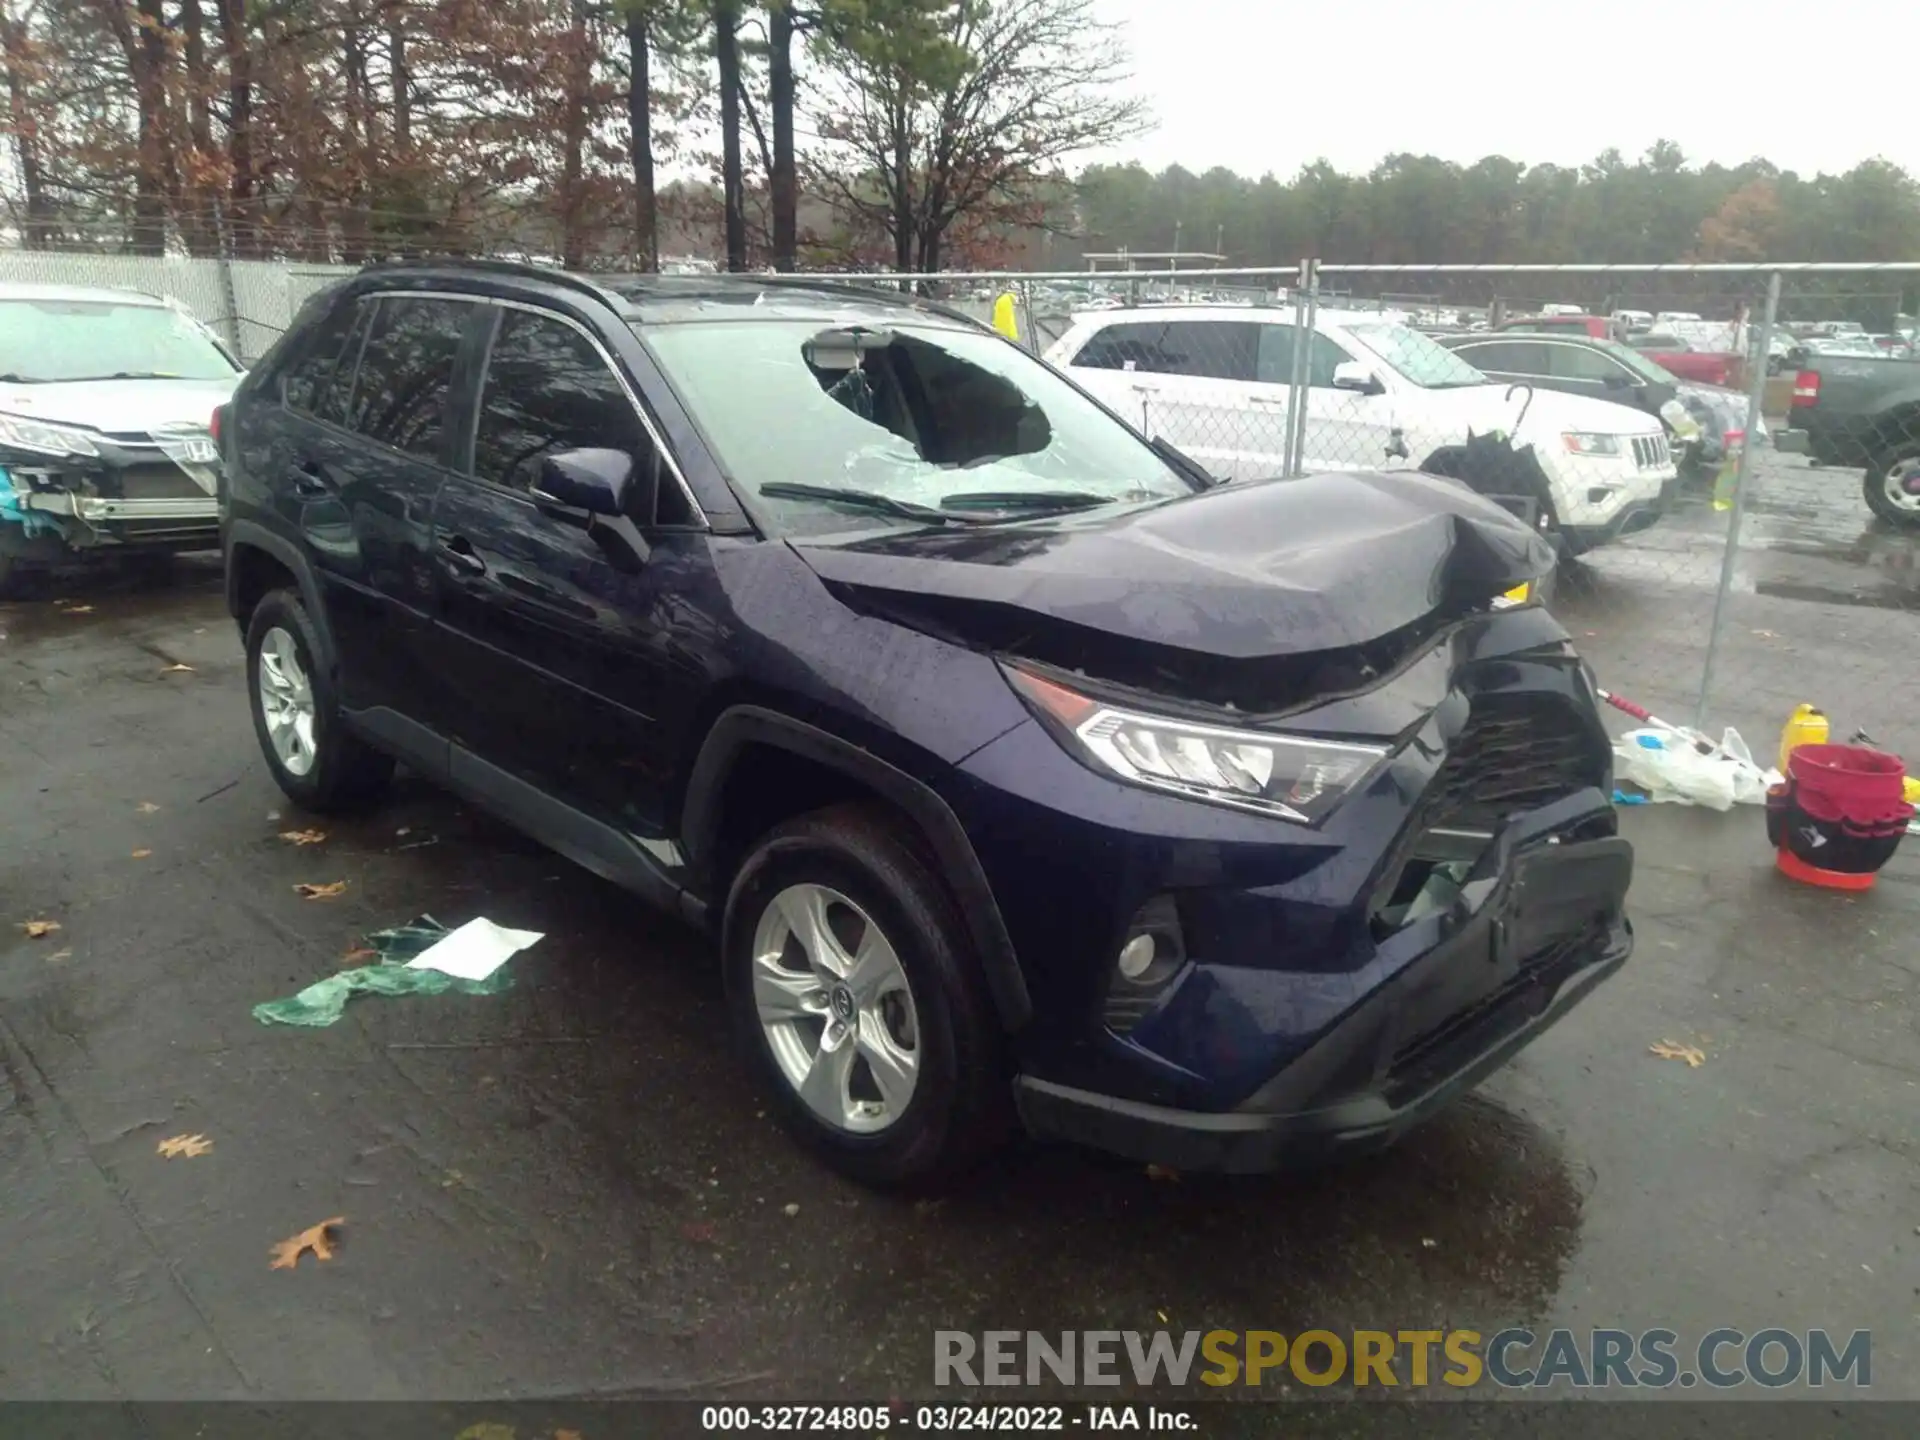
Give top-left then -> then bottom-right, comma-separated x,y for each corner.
1045,306 -> 1678,555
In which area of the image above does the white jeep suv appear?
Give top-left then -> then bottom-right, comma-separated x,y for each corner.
1046,305 -> 1677,555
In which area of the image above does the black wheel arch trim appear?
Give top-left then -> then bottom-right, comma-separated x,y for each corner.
225,519 -> 338,675
682,705 -> 1032,1032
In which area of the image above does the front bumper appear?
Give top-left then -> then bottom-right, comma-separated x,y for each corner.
1559,475 -> 1676,555
2,445 -> 219,554
1017,807 -> 1632,1171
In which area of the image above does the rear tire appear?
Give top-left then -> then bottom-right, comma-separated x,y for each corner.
244,588 -> 394,811
1862,447 -> 1920,530
722,802 -> 1010,1190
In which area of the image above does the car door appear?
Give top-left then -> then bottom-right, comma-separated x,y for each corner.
1126,320 -> 1283,481
1058,320 -> 1172,438
1269,324 -> 1404,472
271,291 -> 479,732
427,302 -> 701,837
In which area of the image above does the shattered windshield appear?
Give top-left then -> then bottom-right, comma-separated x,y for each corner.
641,318 -> 1197,532
0,299 -> 239,383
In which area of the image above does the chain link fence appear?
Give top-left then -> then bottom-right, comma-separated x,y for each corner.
5,244 -> 1917,769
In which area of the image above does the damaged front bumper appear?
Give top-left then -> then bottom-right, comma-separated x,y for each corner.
1,434 -> 220,558
1016,798 -> 1632,1172
949,610 -> 1633,1172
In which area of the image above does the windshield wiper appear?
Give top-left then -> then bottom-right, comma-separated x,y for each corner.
759,482 -> 993,525
0,372 -> 37,383
1149,436 -> 1221,488
938,490 -> 1117,513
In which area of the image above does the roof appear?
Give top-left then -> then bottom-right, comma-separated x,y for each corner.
1062,303 -> 1396,327
0,280 -> 168,305
351,260 -> 986,332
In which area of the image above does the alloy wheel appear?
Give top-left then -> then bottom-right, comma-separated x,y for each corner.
750,882 -> 921,1134
1885,457 -> 1920,514
256,625 -> 318,777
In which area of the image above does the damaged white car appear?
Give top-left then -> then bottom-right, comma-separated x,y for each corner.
0,281 -> 239,592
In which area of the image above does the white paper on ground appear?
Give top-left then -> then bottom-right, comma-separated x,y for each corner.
404,916 -> 545,981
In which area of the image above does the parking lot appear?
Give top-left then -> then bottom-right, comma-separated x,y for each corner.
3,451 -> 1918,1413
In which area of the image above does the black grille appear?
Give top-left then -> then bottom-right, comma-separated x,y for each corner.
115,463 -> 205,500
1424,692 -> 1601,831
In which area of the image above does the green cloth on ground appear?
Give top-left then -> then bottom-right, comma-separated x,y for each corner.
252,915 -> 515,1028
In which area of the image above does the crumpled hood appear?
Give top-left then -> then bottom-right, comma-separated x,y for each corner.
790,469 -> 1555,660
0,377 -> 237,437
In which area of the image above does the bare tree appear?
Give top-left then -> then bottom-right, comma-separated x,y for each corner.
809,0 -> 1147,272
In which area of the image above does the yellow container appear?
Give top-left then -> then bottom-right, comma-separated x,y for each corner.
1777,704 -> 1828,774
1905,775 -> 1920,807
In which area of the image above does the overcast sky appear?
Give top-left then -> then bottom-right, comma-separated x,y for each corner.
1083,0 -> 1909,180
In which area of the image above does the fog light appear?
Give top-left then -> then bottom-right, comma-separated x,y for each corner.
1103,895 -> 1187,1034
1116,932 -> 1156,980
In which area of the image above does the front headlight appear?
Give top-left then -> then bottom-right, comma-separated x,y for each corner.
1561,431 -> 1620,456
0,412 -> 101,458
1004,664 -> 1390,824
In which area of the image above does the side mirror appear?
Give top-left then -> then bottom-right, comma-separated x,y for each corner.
533,447 -> 642,518
1331,360 -> 1380,394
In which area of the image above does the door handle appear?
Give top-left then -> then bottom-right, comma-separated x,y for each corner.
289,460 -> 334,498
439,535 -> 487,576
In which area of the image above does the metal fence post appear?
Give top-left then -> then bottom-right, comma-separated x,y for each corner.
1285,259 -> 1321,479
211,198 -> 244,356
1693,268 -> 1781,730
1283,259 -> 1311,478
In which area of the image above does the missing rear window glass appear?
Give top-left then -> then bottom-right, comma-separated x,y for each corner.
804,326 -> 1052,468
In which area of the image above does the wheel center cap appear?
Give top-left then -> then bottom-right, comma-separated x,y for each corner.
829,984 -> 856,1023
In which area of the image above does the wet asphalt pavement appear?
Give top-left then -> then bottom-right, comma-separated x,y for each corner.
2,456 -> 1917,1410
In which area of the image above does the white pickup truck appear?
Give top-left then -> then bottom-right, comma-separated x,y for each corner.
1045,305 -> 1678,555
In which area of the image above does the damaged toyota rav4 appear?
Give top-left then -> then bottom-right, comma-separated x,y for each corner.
220,262 -> 1633,1188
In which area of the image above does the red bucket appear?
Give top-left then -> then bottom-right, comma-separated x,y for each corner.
1785,744 -> 1909,825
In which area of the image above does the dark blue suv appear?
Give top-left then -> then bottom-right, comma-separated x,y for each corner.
218,261 -> 1632,1188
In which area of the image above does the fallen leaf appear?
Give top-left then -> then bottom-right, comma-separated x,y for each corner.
157,1133 -> 213,1158
269,1216 -> 346,1270
554,1431 -> 583,1440
1145,1163 -> 1181,1182
293,880 -> 347,899
1649,1039 -> 1706,1068
1752,629 -> 1778,639
1156,1309 -> 1169,1323
46,949 -> 72,964
19,919 -> 60,938
1421,1237 -> 1438,1249
783,1202 -> 800,1217
131,849 -> 152,859
161,662 -> 194,673
280,829 -> 327,846
340,946 -> 378,965
136,802 -> 160,814
62,604 -> 94,615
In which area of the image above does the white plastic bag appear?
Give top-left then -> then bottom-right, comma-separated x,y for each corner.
1612,727 -> 1777,811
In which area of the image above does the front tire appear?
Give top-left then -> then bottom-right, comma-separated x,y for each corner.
722,803 -> 1009,1189
244,588 -> 394,811
1862,447 -> 1920,530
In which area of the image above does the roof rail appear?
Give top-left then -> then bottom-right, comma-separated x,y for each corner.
354,256 -> 620,308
